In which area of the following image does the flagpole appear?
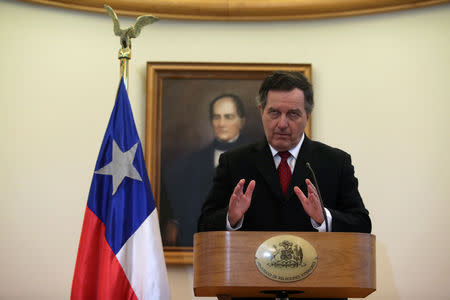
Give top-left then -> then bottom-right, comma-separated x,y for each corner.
104,4 -> 159,92
119,47 -> 130,91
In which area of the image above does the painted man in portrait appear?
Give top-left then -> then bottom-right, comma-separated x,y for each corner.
161,93 -> 250,246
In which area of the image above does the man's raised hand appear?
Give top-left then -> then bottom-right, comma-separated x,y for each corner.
294,179 -> 325,224
228,179 -> 255,227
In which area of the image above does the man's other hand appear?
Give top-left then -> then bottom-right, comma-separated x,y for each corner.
294,179 -> 325,224
228,179 -> 255,227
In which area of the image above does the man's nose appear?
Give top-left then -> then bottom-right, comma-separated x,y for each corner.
218,117 -> 226,126
277,114 -> 288,128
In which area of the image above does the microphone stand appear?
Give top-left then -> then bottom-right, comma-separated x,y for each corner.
306,162 -> 329,232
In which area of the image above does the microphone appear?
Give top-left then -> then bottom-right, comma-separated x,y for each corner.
305,162 -> 329,232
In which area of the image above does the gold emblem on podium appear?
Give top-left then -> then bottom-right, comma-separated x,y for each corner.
255,235 -> 318,282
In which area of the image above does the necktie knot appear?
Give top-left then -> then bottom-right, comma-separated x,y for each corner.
278,151 -> 290,161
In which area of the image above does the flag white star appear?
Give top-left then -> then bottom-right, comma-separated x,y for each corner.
95,140 -> 142,195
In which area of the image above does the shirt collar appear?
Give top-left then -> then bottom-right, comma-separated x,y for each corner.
269,133 -> 305,159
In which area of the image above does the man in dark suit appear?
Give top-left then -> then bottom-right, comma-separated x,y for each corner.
198,71 -> 371,300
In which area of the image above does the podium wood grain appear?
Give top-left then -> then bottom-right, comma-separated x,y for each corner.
194,231 -> 376,298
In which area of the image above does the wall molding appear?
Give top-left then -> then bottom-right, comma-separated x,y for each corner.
18,0 -> 449,21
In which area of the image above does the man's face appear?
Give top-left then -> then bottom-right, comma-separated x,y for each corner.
260,88 -> 309,151
211,97 -> 245,142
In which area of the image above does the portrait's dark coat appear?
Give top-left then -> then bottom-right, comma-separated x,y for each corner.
161,135 -> 250,246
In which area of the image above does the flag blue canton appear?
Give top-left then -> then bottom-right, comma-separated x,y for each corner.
87,79 -> 156,254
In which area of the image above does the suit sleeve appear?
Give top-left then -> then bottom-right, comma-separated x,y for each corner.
328,153 -> 372,233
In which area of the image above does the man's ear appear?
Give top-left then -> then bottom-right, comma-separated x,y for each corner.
258,105 -> 263,116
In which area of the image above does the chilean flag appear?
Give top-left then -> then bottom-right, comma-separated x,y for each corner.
71,79 -> 170,299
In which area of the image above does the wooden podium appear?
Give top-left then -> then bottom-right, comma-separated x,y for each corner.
193,231 -> 376,299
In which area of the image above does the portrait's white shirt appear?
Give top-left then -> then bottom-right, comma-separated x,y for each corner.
214,134 -> 240,168
226,133 -> 332,232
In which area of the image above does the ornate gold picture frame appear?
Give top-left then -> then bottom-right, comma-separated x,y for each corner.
19,0 -> 448,21
145,62 -> 312,264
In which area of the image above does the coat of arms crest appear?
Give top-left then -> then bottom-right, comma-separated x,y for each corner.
269,240 -> 306,268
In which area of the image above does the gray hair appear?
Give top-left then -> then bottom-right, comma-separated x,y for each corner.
257,71 -> 314,114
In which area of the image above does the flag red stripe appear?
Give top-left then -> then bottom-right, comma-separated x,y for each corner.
71,207 -> 138,300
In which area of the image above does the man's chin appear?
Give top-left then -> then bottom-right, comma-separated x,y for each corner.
271,140 -> 291,151
216,136 -> 233,143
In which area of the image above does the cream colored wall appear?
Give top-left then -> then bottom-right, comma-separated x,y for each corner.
1,0 -> 449,299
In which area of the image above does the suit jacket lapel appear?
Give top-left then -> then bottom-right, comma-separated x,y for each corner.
286,136 -> 314,200
251,140 -> 285,199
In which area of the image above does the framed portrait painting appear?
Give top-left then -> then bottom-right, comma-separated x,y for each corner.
145,62 -> 312,264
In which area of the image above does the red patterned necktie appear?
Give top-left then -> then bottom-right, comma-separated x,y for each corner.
278,151 -> 292,195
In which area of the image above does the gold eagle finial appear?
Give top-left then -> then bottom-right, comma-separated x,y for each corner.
104,4 -> 159,49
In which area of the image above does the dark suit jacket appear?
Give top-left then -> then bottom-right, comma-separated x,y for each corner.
162,142 -> 216,246
198,136 -> 371,234
161,135 -> 251,246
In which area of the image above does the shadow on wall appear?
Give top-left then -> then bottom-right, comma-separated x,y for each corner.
166,265 -> 216,300
363,240 -> 399,300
